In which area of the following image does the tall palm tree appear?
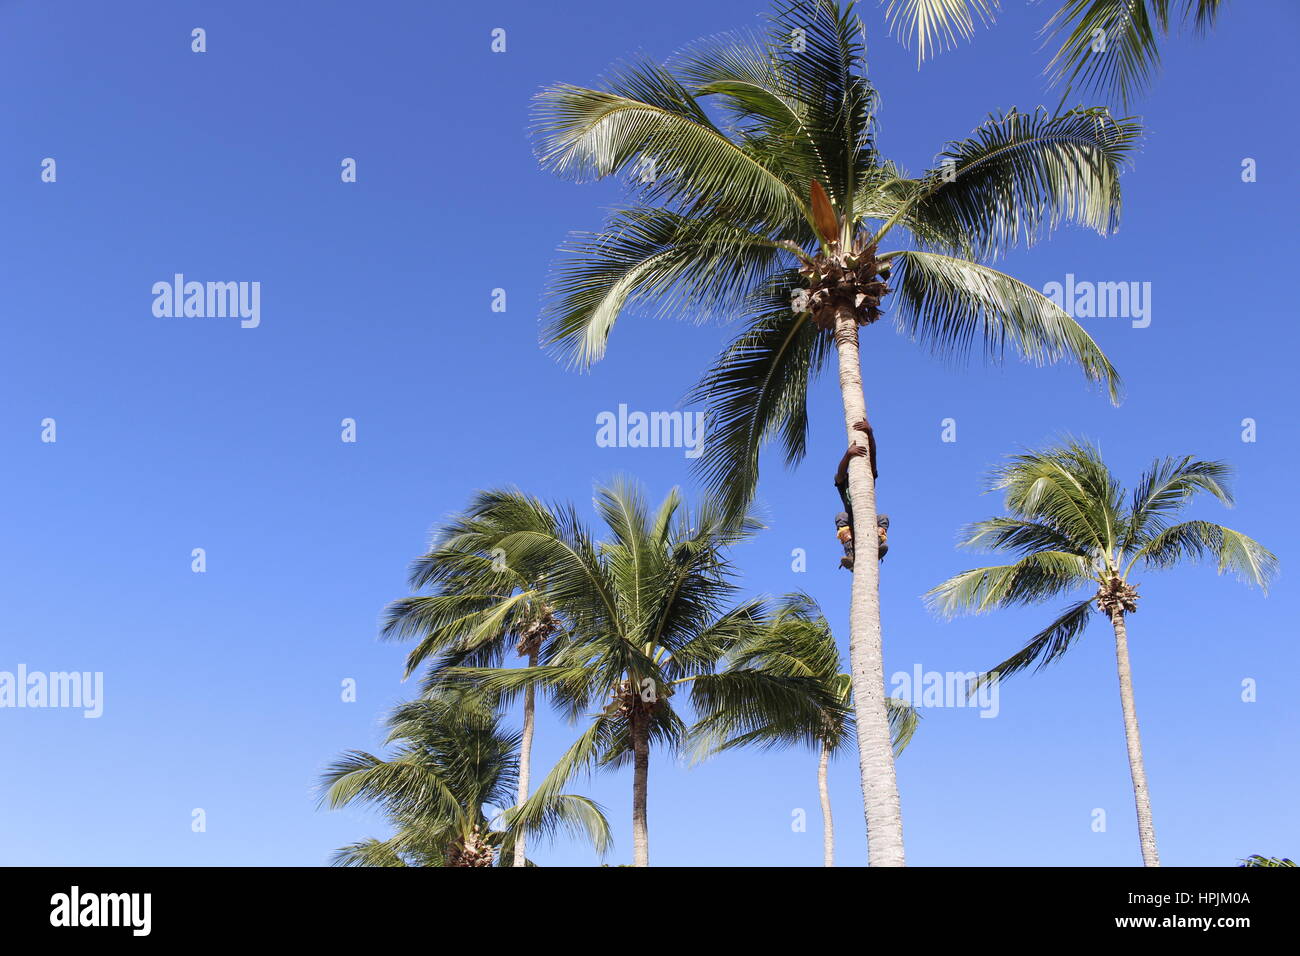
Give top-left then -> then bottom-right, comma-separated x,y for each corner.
690,593 -> 918,866
321,689 -> 611,866
534,0 -> 1136,865
446,478 -> 768,867
927,440 -> 1276,866
381,499 -> 572,866
878,1 -> 1227,109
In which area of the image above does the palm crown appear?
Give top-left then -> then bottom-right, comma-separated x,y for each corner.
535,0 -> 1138,512
320,689 -> 611,866
927,440 -> 1277,686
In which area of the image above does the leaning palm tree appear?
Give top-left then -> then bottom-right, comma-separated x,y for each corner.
381,500 -> 572,866
320,689 -> 611,866
927,440 -> 1276,866
690,593 -> 918,866
446,478 -> 768,867
534,0 -> 1136,865
878,1 -> 1227,109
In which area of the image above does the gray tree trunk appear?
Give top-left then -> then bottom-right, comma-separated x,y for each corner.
818,739 -> 835,867
632,710 -> 650,867
833,310 -> 905,867
1110,610 -> 1160,867
512,647 -> 538,867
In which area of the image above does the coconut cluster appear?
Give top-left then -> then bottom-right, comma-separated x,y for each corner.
607,678 -> 660,719
1095,575 -> 1140,615
791,240 -> 891,330
515,610 -> 558,657
448,826 -> 496,867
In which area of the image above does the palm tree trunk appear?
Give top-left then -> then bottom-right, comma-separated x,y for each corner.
1110,610 -> 1159,866
631,709 -> 650,867
512,647 -> 538,867
818,739 -> 834,867
833,310 -> 905,867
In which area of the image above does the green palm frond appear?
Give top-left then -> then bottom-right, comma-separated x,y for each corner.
969,597 -> 1097,691
887,696 -> 922,753
1133,520 -> 1278,592
688,594 -> 918,761
533,58 -> 807,231
926,551 -> 1095,616
888,250 -> 1121,401
499,793 -> 614,859
541,209 -> 795,368
1239,854 -> 1297,868
330,836 -> 412,868
1044,0 -> 1226,109
931,439 -> 1276,690
959,516 -> 1086,557
878,0 -> 999,65
688,275 -> 835,516
888,108 -> 1140,260
989,440 -> 1126,559
689,669 -> 848,755
1122,456 -> 1234,550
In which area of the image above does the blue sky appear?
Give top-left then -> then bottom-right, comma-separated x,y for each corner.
1,0 -> 1296,867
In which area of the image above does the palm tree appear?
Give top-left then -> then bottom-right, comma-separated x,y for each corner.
879,1 -> 1227,109
927,440 -> 1276,866
1239,855 -> 1296,868
320,689 -> 610,866
534,0 -> 1136,865
380,499 -> 572,866
690,593 -> 918,866
446,478 -> 768,867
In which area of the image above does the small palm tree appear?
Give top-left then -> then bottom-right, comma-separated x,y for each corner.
320,689 -> 610,866
447,478 -> 767,867
928,440 -> 1277,866
534,0 -> 1136,865
690,594 -> 918,866
381,498 -> 572,866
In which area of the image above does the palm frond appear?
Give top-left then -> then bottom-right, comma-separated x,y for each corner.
533,58 -> 807,231
1122,456 -> 1234,550
330,837 -> 412,868
688,273 -> 836,514
499,793 -> 614,859
889,250 -> 1121,401
541,209 -> 793,368
970,597 -> 1097,691
889,107 -> 1140,260
1134,520 -> 1279,592
990,440 -> 1126,559
927,551 -> 1095,617
879,0 -> 999,65
1044,0 -> 1226,109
